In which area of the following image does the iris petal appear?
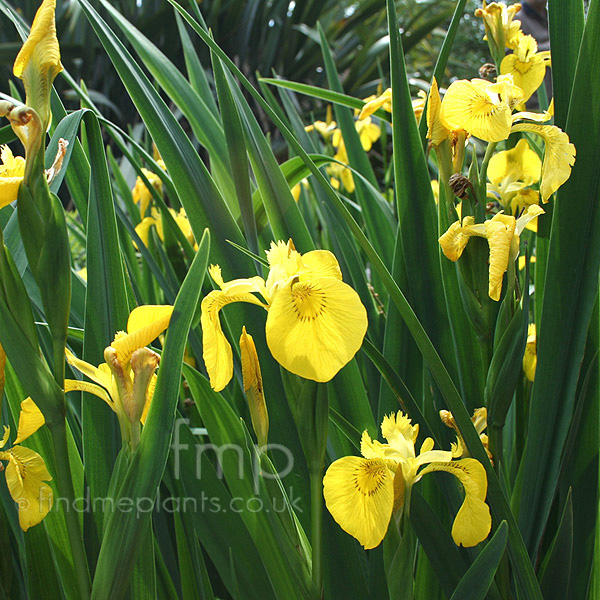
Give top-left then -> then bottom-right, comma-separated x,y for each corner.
323,456 -> 395,549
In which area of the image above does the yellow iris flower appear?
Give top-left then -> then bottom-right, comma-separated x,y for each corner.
323,411 -> 491,549
429,76 -> 575,200
0,145 -> 26,208
20,306 -> 173,448
326,141 -> 355,193
474,2 -> 523,51
439,205 -> 543,301
13,0 -> 63,132
0,422 -> 53,531
440,75 -> 524,143
355,117 -> 381,152
201,240 -> 368,391
134,207 -> 197,250
487,138 -> 541,213
523,323 -> 537,381
501,35 -> 551,104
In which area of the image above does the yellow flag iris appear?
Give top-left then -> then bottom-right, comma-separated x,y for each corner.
501,35 -> 551,104
23,306 -> 173,449
474,2 -> 523,51
487,139 -> 541,212
359,88 -> 392,120
440,75 -> 524,143
201,240 -> 368,391
323,411 -> 491,549
439,205 -> 543,301
0,422 -> 53,531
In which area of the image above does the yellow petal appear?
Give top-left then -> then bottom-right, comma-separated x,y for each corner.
500,36 -> 550,103
359,88 -> 392,120
523,323 -> 537,381
13,0 -> 63,128
323,456 -> 395,549
511,123 -> 576,201
0,146 -> 25,208
13,398 -> 45,444
201,290 -> 265,392
300,250 -> 343,280
487,139 -> 542,187
111,305 -> 173,365
440,79 -> 516,142
420,458 -> 491,547
134,217 -> 156,248
426,78 -> 450,147
265,276 -> 368,382
64,379 -> 115,412
438,218 -> 475,262
66,348 -> 113,390
141,373 -> 157,425
4,445 -> 53,531
485,219 -> 513,301
0,426 -> 9,449
240,327 -> 269,447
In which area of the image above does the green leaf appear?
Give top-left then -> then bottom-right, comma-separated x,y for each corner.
449,522 -> 508,600
516,0 -> 600,556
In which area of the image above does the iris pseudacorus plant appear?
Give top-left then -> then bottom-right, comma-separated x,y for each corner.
201,240 -> 368,391
323,411 -> 491,549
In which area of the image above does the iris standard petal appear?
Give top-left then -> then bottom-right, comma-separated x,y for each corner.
323,456 -> 395,549
265,276 -> 368,382
111,305 -> 173,365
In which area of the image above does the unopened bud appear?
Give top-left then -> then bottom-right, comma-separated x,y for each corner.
479,63 -> 497,80
240,327 -> 269,448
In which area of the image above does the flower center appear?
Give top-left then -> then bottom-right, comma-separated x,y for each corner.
291,281 -> 326,321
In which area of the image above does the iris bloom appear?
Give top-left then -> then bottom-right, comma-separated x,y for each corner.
439,205 -> 543,301
23,306 -> 173,448
430,76 -> 575,200
323,411 -> 491,549
440,75 -> 524,143
326,141 -> 355,193
474,2 -> 523,51
201,240 -> 368,391
134,207 -> 196,250
0,422 -> 53,531
523,323 -> 537,381
13,0 -> 63,132
487,139 -> 541,213
0,145 -> 25,208
501,35 -> 551,104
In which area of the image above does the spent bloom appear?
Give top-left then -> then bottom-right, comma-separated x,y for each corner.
323,411 -> 491,549
201,240 -> 368,391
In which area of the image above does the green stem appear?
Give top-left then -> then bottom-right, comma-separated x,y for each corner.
52,337 -> 66,389
49,420 -> 92,599
479,141 -> 498,189
310,468 -> 324,599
